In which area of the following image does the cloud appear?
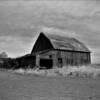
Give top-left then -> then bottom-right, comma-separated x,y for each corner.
41,26 -> 77,37
0,1 -> 99,63
0,36 -> 35,57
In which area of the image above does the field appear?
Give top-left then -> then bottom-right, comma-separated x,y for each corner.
0,68 -> 100,100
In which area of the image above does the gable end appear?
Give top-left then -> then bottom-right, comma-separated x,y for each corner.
31,32 -> 54,54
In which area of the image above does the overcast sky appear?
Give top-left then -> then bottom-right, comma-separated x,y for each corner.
0,0 -> 100,63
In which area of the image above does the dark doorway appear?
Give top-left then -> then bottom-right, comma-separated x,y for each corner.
40,59 -> 53,69
58,58 -> 63,68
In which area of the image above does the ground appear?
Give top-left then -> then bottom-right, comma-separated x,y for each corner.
0,70 -> 100,100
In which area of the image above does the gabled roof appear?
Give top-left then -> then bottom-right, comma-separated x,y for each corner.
42,32 -> 90,52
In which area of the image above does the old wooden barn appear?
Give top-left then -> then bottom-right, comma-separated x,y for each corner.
30,32 -> 91,69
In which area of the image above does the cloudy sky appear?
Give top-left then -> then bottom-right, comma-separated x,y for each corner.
0,0 -> 100,63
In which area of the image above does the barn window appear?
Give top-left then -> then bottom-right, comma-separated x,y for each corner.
49,55 -> 52,58
58,58 -> 63,68
58,58 -> 62,63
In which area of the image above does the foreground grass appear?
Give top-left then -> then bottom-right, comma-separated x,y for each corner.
0,70 -> 100,100
11,65 -> 100,78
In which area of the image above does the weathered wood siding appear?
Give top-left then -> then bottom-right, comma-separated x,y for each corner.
15,55 -> 36,69
54,50 -> 91,66
36,50 -> 57,68
36,50 -> 91,68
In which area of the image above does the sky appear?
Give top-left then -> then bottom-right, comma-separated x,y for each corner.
0,0 -> 100,63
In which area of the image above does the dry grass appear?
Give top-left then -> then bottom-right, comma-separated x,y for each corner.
11,65 -> 100,78
1,66 -> 100,100
1,70 -> 100,100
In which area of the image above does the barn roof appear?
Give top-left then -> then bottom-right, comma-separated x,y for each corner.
42,33 -> 90,53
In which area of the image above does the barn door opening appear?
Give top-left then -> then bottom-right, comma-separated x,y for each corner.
40,59 -> 53,69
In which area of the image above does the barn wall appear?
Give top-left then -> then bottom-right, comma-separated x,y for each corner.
15,55 -> 36,69
36,50 -> 57,68
55,50 -> 91,66
36,50 -> 91,68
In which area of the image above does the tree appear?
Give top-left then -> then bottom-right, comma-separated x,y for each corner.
0,52 -> 8,58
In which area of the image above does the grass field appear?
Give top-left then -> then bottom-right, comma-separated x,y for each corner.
0,69 -> 100,100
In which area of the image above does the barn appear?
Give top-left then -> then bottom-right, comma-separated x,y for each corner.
31,32 -> 91,69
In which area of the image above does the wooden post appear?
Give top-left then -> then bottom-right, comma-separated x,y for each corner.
36,55 -> 40,67
52,51 -> 58,68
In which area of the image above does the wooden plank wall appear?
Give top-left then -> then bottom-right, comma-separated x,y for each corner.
36,50 -> 91,68
55,50 -> 90,66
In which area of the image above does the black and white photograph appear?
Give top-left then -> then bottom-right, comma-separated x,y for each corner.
0,0 -> 100,100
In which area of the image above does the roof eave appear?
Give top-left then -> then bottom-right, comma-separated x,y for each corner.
55,48 -> 91,53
